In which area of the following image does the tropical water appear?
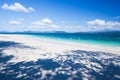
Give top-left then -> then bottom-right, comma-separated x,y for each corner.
27,32 -> 120,47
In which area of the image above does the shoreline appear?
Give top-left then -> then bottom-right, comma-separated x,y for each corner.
30,34 -> 120,47
0,34 -> 120,55
31,35 -> 120,48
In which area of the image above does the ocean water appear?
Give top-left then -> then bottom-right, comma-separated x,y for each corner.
27,32 -> 120,47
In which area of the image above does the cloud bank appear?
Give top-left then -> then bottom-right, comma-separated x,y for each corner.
2,2 -> 35,13
87,19 -> 120,31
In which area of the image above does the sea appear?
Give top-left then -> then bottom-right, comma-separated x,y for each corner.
25,31 -> 120,47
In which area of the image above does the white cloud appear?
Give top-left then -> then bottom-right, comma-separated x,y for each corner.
59,25 -> 94,32
87,19 -> 120,30
8,18 -> 24,25
28,7 -> 35,12
32,21 -> 47,26
29,18 -> 60,31
106,21 -> 120,27
32,18 -> 53,26
51,24 -> 60,28
2,2 -> 35,13
87,19 -> 105,26
42,18 -> 53,24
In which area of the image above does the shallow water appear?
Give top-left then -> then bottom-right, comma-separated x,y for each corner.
28,32 -> 120,47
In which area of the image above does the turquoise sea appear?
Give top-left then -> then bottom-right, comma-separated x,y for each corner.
26,32 -> 120,47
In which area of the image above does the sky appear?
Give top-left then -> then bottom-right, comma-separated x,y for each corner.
0,0 -> 120,32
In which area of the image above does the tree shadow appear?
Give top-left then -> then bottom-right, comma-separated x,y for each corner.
0,41 -> 120,80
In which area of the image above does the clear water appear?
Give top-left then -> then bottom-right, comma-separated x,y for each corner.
27,32 -> 120,47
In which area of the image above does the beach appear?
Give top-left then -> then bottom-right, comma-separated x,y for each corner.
0,34 -> 120,80
0,34 -> 120,62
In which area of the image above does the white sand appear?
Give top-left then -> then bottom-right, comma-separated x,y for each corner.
0,34 -> 120,62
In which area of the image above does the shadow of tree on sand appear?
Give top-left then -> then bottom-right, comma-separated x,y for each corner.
0,41 -> 120,80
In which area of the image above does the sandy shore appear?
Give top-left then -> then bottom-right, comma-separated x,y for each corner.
0,34 -> 120,62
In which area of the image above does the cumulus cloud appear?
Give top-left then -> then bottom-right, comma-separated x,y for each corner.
87,19 -> 105,26
42,18 -> 53,24
2,2 -> 35,13
32,18 -> 53,26
29,18 -> 60,31
87,19 -> 120,30
8,18 -> 24,25
31,18 -> 59,28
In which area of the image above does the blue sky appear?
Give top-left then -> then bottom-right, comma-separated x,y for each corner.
0,0 -> 120,32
